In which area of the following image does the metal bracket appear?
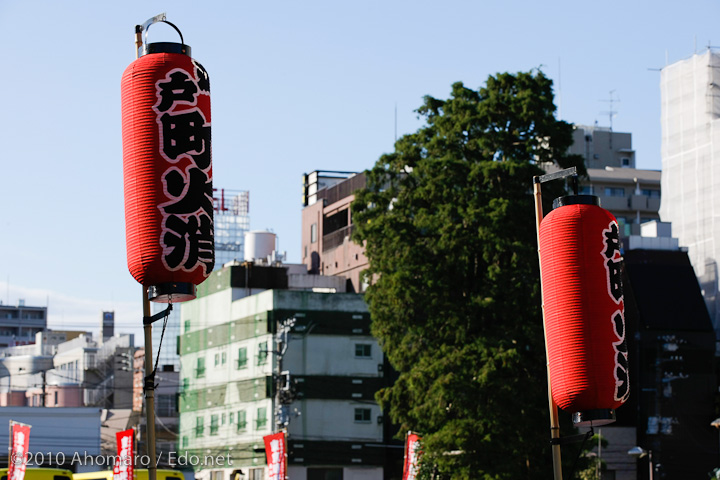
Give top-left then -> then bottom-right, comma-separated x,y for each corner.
143,304 -> 173,325
549,428 -> 594,446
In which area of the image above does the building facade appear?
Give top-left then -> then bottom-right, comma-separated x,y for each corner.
659,49 -> 720,335
178,265 -> 390,480
0,300 -> 47,347
568,125 -> 636,169
301,172 -> 368,293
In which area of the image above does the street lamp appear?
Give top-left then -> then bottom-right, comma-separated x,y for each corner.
628,446 -> 653,480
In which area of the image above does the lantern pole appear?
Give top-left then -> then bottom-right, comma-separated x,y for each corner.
132,17 -> 164,480
533,166 -> 577,480
142,287 -> 158,480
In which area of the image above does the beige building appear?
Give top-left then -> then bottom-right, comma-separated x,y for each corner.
301,171 -> 368,293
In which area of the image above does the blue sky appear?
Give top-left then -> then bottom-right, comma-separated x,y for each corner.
0,0 -> 718,342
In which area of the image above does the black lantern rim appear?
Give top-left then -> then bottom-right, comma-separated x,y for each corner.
148,282 -> 197,303
144,42 -> 191,56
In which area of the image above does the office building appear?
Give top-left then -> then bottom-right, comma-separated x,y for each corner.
178,258 -> 392,480
658,49 -> 720,335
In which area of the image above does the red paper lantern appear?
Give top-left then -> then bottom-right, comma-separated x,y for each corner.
121,41 -> 214,302
539,195 -> 629,426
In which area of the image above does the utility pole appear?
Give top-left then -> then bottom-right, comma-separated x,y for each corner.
274,318 -> 296,430
41,370 -> 46,407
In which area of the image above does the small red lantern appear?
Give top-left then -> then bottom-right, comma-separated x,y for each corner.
539,195 -> 629,426
121,25 -> 214,302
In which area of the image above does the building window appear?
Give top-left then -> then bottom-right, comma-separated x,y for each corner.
157,394 -> 176,417
354,408 -> 371,423
181,436 -> 188,448
214,351 -> 226,366
604,187 -> 625,197
642,189 -> 661,199
184,320 -> 191,333
237,410 -> 247,432
308,469 -> 343,480
249,469 -> 265,480
579,185 -> 594,195
237,347 -> 248,369
310,223 -> 318,243
621,157 -> 631,167
257,342 -> 268,365
355,344 -> 372,358
256,407 -> 267,429
210,414 -> 219,435
229,412 -> 234,424
195,416 -> 204,437
196,357 -> 206,378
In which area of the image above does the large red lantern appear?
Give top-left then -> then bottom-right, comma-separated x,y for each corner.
539,195 -> 629,426
122,28 -> 214,302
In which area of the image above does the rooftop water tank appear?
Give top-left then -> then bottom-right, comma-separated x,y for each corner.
244,231 -> 277,263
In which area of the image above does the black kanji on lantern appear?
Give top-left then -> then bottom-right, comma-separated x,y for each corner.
603,223 -> 624,303
156,70 -> 198,112
163,167 -> 214,216
603,223 -> 621,259
612,311 -> 630,401
163,213 -> 214,273
154,64 -> 214,274
159,110 -> 210,161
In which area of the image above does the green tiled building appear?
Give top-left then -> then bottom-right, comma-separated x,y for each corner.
178,264 -> 393,480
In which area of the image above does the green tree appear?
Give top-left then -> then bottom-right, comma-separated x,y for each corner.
352,71 -> 584,479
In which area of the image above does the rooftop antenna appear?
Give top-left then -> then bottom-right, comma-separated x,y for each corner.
600,90 -> 619,150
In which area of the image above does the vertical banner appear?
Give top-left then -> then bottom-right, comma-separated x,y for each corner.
263,432 -> 287,480
402,432 -> 422,480
8,421 -> 30,480
114,429 -> 134,480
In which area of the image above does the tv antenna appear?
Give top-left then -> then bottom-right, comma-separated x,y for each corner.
600,90 -> 619,150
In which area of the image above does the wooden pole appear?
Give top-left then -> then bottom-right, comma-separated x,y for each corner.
533,179 -> 563,480
142,286 -> 157,480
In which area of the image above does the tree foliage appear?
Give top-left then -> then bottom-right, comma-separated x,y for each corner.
352,71 -> 584,479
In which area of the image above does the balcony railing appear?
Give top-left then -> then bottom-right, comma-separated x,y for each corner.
322,225 -> 354,252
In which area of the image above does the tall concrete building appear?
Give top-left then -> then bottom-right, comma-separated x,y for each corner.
659,49 -> 720,335
178,263 -> 391,480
